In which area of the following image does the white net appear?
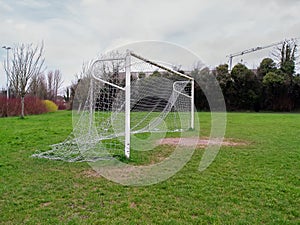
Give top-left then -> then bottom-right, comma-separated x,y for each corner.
32,51 -> 194,162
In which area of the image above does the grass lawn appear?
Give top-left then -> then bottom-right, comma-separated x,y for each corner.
0,111 -> 299,224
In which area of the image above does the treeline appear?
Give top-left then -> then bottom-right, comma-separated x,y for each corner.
6,69 -> 64,102
1,70 -> 66,112
3,41 -> 297,118
193,41 -> 300,111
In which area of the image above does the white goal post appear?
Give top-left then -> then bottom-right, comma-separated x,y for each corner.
91,50 -> 194,159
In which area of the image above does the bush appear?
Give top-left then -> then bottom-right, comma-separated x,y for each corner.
25,97 -> 48,115
0,96 -> 48,117
42,100 -> 58,112
54,99 -> 67,110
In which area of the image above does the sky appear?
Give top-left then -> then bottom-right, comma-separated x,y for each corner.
0,0 -> 299,90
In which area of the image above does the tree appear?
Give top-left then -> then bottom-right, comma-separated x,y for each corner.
263,40 -> 299,111
257,58 -> 277,79
214,64 -> 236,109
263,71 -> 285,86
4,43 -> 45,118
28,73 -> 47,99
262,71 -> 289,110
190,65 -> 217,110
292,74 -> 300,109
47,69 -> 63,101
68,61 -> 94,110
64,87 -> 70,103
273,40 -> 297,77
230,63 -> 261,110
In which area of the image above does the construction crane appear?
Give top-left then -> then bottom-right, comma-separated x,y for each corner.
227,40 -> 285,71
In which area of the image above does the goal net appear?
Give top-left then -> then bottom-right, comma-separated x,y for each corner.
32,50 -> 194,162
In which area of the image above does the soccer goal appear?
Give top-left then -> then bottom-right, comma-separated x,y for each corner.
32,50 -> 194,162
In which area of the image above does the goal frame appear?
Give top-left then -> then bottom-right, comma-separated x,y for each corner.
91,50 -> 195,159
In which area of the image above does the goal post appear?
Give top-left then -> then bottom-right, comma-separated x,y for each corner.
191,78 -> 195,130
125,50 -> 131,159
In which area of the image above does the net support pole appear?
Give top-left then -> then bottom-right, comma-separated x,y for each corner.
125,50 -> 131,159
191,79 -> 195,130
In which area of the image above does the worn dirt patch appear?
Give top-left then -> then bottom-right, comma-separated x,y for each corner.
81,137 -> 247,180
158,137 -> 247,148
82,169 -> 102,178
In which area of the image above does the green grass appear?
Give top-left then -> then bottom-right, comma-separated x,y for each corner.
0,111 -> 299,224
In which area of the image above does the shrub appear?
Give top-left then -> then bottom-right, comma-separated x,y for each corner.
0,96 -> 48,117
7,98 -> 20,116
0,96 -> 7,117
54,99 -> 67,110
43,100 -> 58,112
25,97 -> 48,115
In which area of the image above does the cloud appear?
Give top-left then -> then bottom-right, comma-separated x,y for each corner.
0,0 -> 299,89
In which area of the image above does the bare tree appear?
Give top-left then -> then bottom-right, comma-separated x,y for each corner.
47,70 -> 54,100
47,69 -> 63,101
53,69 -> 63,100
28,73 -> 47,99
4,43 -> 45,118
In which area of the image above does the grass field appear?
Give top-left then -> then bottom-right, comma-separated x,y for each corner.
0,111 -> 299,224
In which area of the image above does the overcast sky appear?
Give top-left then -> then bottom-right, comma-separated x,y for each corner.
0,0 -> 299,89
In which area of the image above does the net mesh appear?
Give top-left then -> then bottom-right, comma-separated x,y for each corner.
32,51 -> 193,162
